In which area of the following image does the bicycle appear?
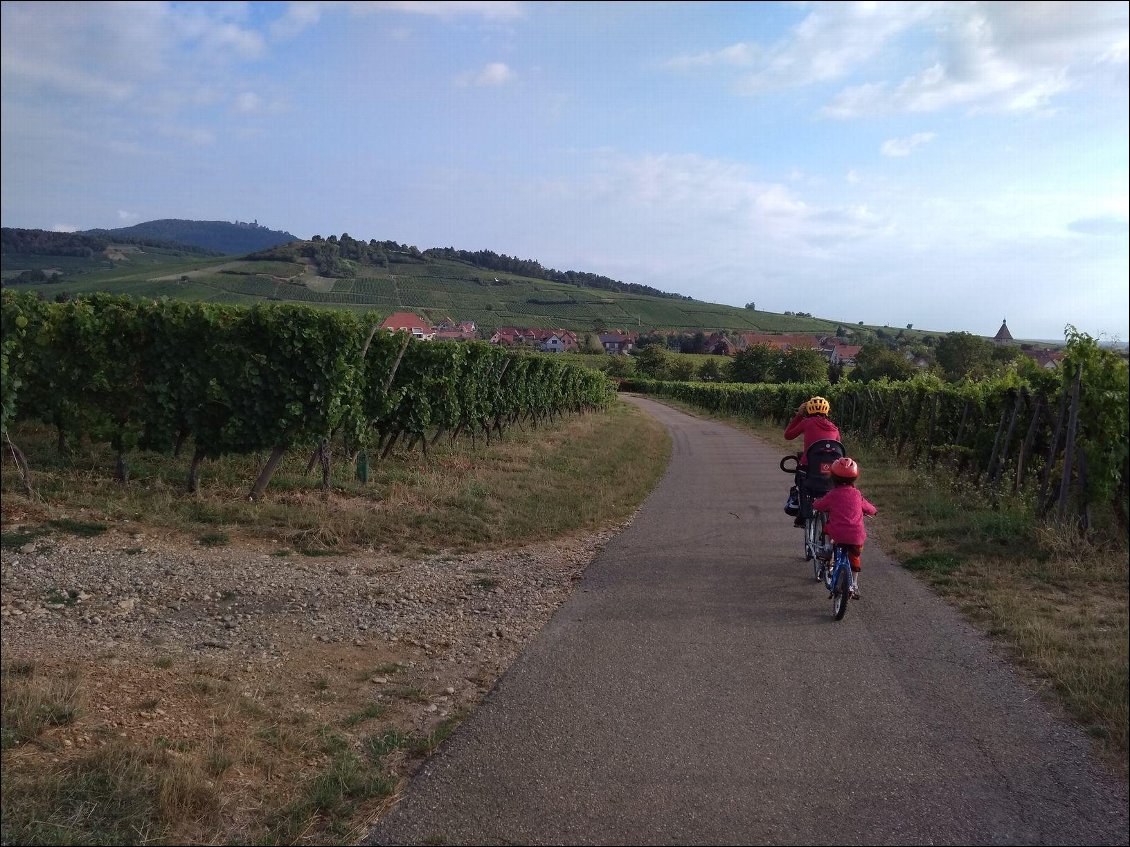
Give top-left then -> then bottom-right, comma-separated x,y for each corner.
780,438 -> 844,564
814,537 -> 853,621
827,544 -> 849,623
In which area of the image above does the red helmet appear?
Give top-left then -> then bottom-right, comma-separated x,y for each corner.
830,457 -> 859,480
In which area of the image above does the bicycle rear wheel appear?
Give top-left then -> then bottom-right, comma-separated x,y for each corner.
832,566 -> 850,620
810,513 -> 827,580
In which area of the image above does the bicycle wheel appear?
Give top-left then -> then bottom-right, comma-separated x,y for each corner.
822,548 -> 835,591
832,566 -> 850,620
803,514 -> 815,560
810,513 -> 827,581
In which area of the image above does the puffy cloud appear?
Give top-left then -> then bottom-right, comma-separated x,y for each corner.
824,1 -> 1128,117
664,2 -> 1128,117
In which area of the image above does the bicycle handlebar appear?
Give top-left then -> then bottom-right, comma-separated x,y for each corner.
779,454 -> 801,473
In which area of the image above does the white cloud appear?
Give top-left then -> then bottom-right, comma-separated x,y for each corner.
666,42 -> 758,71
51,224 -> 79,233
457,62 -> 516,87
668,2 -> 1127,117
730,1 -> 932,94
271,1 -> 524,39
846,169 -> 862,184
158,125 -> 217,147
1067,214 -> 1129,236
880,132 -> 937,157
117,210 -> 140,222
823,1 -> 1129,117
234,92 -> 264,114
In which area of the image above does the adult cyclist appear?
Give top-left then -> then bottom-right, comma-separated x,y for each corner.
784,396 -> 841,527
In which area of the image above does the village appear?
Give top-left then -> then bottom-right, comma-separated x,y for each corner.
377,311 -> 1066,372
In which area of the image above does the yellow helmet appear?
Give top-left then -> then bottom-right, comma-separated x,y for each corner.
805,396 -> 831,416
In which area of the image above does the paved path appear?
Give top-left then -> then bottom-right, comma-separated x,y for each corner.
366,396 -> 1128,846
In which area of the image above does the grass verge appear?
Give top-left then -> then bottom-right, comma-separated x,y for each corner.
0,399 -> 670,557
0,399 -> 672,845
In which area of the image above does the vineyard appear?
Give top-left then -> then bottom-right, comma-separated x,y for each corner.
9,253 -> 847,336
622,332 -> 1130,530
0,291 -> 613,500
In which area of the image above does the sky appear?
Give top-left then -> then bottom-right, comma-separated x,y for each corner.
2,1 -> 1127,343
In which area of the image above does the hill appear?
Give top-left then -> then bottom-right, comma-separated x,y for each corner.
7,238 -> 851,337
5,227 -> 950,340
82,218 -> 299,255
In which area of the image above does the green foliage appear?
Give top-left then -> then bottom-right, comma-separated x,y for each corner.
1,291 -> 613,496
623,328 -> 1129,523
848,343 -> 917,383
1061,326 -> 1130,506
935,331 -> 995,381
776,346 -> 828,383
730,344 -> 777,383
633,345 -> 671,380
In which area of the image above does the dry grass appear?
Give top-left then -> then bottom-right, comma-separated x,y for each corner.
1,399 -> 672,845
1,401 -> 669,559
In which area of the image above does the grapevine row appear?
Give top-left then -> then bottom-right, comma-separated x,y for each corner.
0,291 -> 613,498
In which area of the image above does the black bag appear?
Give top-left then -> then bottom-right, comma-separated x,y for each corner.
784,486 -> 800,516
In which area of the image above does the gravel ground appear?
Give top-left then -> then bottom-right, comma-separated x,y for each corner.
0,520 -> 631,838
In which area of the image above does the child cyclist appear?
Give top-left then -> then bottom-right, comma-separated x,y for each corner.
812,457 -> 876,598
784,396 -> 841,527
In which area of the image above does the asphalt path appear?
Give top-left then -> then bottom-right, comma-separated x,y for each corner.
366,395 -> 1129,846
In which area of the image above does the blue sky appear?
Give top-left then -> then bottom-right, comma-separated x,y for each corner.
2,1 -> 1127,342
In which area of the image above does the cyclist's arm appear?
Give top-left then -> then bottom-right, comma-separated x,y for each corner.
783,414 -> 805,440
862,497 -> 877,516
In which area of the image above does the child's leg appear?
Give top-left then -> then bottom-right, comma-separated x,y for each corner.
847,545 -> 863,596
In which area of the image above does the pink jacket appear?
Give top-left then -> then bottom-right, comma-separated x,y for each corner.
812,486 -> 877,546
784,414 -> 841,465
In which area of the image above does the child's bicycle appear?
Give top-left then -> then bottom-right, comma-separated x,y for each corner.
814,539 -> 853,620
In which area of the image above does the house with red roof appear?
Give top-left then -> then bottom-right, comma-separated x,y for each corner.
736,332 -> 824,352
434,319 -> 478,341
380,311 -> 434,340
488,327 -> 579,352
1024,349 -> 1065,369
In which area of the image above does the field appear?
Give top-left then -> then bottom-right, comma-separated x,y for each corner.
7,249 -> 857,336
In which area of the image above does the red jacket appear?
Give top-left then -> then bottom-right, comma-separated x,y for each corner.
784,414 -> 841,464
812,485 -> 877,546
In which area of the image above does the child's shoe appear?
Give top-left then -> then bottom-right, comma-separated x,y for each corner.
850,575 -> 861,599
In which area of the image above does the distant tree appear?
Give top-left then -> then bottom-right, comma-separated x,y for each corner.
906,323 -> 913,330
581,333 -> 605,354
745,302 -> 756,310
669,357 -> 696,381
680,331 -> 707,354
847,343 -> 916,383
731,344 -> 778,383
634,345 -> 671,379
776,347 -> 829,383
935,332 -> 995,380
698,358 -> 723,382
605,355 -> 636,378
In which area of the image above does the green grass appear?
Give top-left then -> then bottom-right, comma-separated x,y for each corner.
17,249 -> 863,336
